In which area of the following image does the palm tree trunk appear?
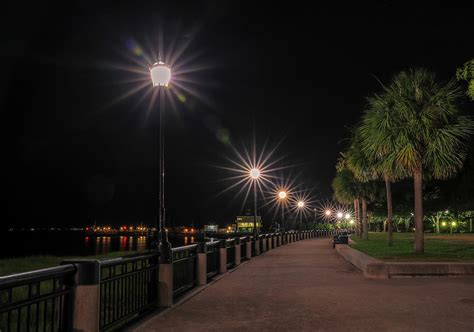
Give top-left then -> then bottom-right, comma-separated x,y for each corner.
384,175 -> 393,246
354,198 -> 360,237
414,168 -> 424,253
362,197 -> 368,240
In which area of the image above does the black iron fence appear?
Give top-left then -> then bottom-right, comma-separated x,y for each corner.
99,254 -> 159,331
171,245 -> 198,297
205,241 -> 220,279
0,265 -> 75,332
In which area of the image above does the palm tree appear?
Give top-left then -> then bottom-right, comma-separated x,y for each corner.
332,168 -> 361,236
358,94 -> 408,246
333,163 -> 381,240
340,138 -> 375,240
362,69 -> 474,253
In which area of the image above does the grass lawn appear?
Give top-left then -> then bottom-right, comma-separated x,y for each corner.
350,232 -> 474,262
0,250 -> 148,277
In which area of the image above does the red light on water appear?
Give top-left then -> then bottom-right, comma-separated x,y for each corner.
85,236 -> 89,241
85,227 -> 89,231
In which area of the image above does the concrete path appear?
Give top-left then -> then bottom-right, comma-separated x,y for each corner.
133,238 -> 474,332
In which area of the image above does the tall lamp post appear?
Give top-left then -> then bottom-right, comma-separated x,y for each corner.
150,60 -> 172,260
249,168 -> 261,238
297,200 -> 305,229
278,191 -> 287,232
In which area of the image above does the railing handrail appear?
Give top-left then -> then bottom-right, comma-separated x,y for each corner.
100,253 -> 159,267
205,240 -> 220,246
171,244 -> 198,253
0,264 -> 76,288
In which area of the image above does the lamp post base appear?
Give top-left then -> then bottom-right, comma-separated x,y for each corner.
156,230 -> 172,263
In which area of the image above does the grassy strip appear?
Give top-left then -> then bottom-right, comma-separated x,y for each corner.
0,251 -> 147,277
349,232 -> 474,262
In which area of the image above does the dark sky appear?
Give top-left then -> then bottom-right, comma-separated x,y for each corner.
1,1 -> 472,228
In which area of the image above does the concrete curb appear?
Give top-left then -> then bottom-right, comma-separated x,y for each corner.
335,244 -> 388,279
335,244 -> 474,278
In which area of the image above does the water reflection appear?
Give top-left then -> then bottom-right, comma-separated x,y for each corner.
183,236 -> 196,246
1,231 -> 205,259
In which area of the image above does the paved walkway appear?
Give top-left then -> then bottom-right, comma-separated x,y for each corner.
134,238 -> 474,332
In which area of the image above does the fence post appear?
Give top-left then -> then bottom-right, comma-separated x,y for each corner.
61,260 -> 100,332
219,240 -> 227,274
246,236 -> 252,259
158,249 -> 173,307
235,238 -> 241,266
254,236 -> 260,256
197,243 -> 207,286
261,235 -> 267,252
267,235 -> 272,250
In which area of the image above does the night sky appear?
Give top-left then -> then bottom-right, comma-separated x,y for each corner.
1,1 -> 472,228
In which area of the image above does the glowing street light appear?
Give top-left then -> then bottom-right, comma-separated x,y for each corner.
297,200 -> 305,229
150,61 -> 171,87
150,59 -> 172,260
249,168 -> 261,238
325,210 -> 331,216
337,212 -> 343,219
250,168 -> 261,179
278,190 -> 287,231
345,213 -> 351,220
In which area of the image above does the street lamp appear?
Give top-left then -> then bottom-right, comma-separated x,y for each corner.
345,213 -> 351,220
150,60 -> 172,260
337,212 -> 343,219
297,201 -> 305,229
278,191 -> 287,232
451,221 -> 456,234
249,168 -> 261,238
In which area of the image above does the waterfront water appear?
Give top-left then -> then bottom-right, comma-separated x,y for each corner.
0,231 -> 205,259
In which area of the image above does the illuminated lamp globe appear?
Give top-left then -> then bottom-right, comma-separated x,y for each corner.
325,210 -> 331,216
278,191 -> 287,199
150,61 -> 171,87
249,168 -> 261,179
297,201 -> 305,208
337,212 -> 343,219
345,213 -> 351,220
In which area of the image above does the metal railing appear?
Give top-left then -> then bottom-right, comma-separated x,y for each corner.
0,265 -> 76,332
205,241 -> 220,279
99,253 -> 159,331
226,239 -> 235,268
171,245 -> 198,297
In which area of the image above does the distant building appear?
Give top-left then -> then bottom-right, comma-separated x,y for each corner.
203,224 -> 218,233
235,216 -> 262,233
